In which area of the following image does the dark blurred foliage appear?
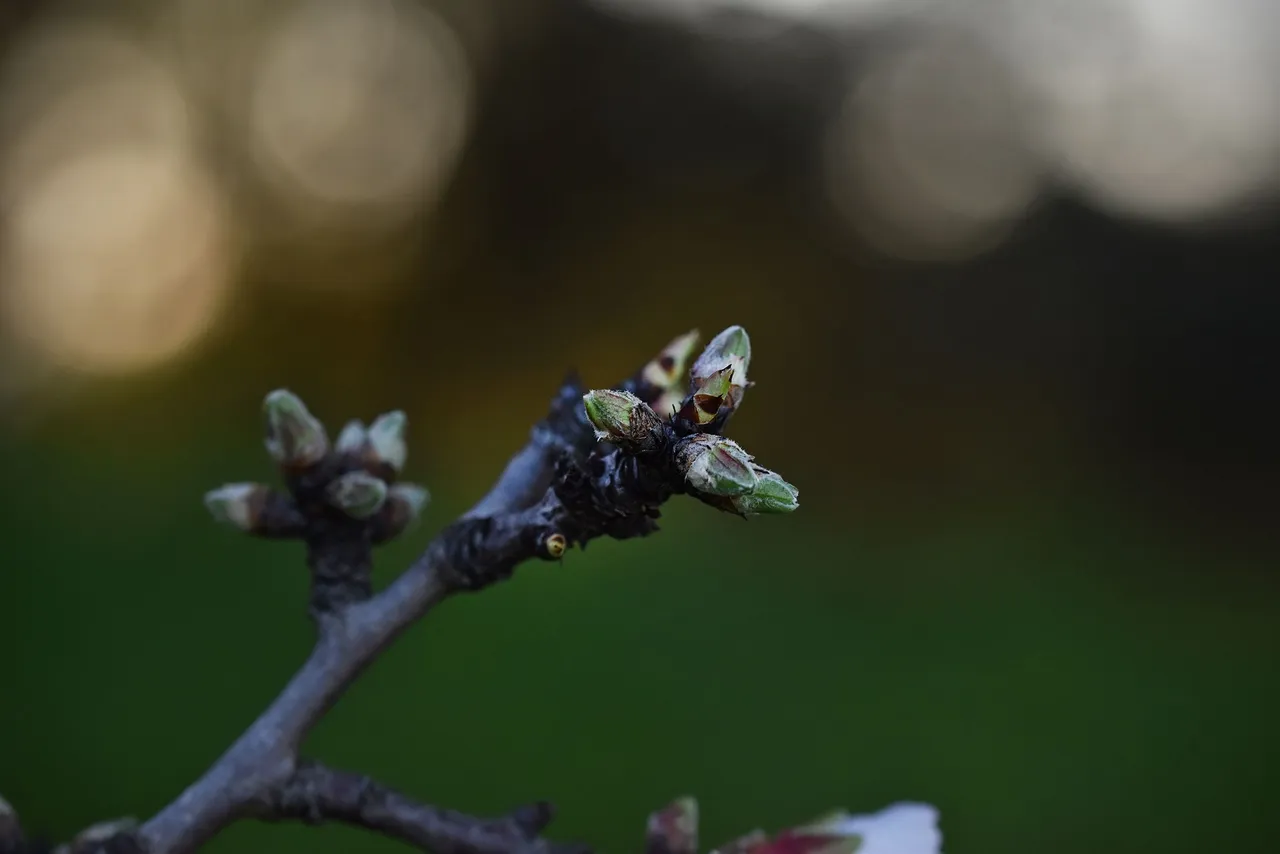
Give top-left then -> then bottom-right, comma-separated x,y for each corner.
1,2 -> 1277,854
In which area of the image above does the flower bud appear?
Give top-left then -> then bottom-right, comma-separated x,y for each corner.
204,483 -> 269,532
681,365 -> 736,426
367,410 -> 408,472
731,469 -> 799,515
335,419 -> 369,455
646,797 -> 698,854
583,389 -> 666,453
327,471 -> 388,519
678,435 -> 758,496
691,325 -> 751,388
263,389 -> 329,467
641,330 -> 700,394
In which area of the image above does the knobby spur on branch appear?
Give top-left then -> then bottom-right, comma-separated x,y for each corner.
0,327 -> 942,854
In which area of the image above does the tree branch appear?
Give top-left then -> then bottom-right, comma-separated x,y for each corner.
6,327 -> 799,854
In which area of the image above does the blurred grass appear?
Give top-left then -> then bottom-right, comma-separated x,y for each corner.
1,435 -> 1276,854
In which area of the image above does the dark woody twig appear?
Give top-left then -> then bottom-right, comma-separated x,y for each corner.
256,761 -> 582,854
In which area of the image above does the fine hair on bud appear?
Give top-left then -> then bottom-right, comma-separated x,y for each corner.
677,434 -> 758,496
582,389 -> 666,453
730,469 -> 799,515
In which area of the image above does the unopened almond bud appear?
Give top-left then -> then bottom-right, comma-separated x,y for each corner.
681,365 -> 735,426
641,330 -> 700,392
731,469 -> 799,515
327,471 -> 388,519
583,389 -> 666,453
204,483 -> 269,532
646,797 -> 698,854
678,435 -> 757,496
263,389 -> 329,467
367,410 -> 408,472
335,419 -> 369,455
678,326 -> 752,427
691,325 -> 751,386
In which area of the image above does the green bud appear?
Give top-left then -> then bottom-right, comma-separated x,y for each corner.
641,329 -> 700,391
204,483 -> 268,532
679,435 -> 758,496
647,797 -> 699,854
691,325 -> 751,386
367,410 -> 408,472
263,389 -> 329,467
583,389 -> 665,453
731,469 -> 799,515
327,471 -> 388,519
677,326 -> 752,428
334,419 -> 369,455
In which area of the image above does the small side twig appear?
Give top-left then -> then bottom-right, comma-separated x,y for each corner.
258,761 -> 579,854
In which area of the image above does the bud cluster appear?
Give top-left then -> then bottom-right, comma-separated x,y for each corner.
204,390 -> 430,538
583,326 -> 798,517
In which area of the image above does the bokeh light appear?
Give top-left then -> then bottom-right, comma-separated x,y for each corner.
0,23 -> 234,377
993,0 -> 1280,222
824,31 -> 1042,261
245,0 -> 472,226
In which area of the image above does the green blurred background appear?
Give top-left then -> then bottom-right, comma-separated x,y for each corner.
1,1 -> 1279,852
